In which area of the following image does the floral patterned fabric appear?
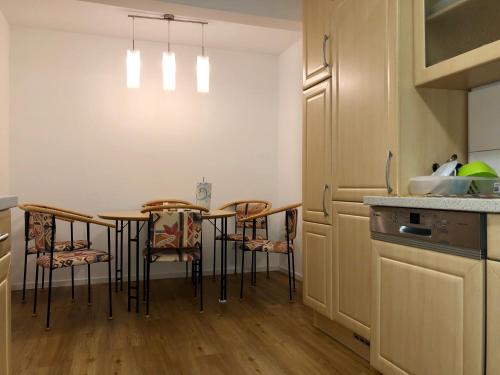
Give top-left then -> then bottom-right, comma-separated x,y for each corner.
215,233 -> 266,241
286,208 -> 298,241
28,212 -> 54,251
143,247 -> 200,263
27,240 -> 90,255
150,211 -> 202,249
36,249 -> 112,269
235,202 -> 269,229
243,240 -> 293,254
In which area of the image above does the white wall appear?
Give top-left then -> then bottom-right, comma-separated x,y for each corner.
276,39 -> 302,277
469,81 -> 500,173
0,11 -> 9,194
9,26 -> 291,289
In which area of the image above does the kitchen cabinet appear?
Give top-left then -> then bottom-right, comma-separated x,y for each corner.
414,0 -> 500,89
371,239 -> 484,375
302,221 -> 332,318
0,209 -> 11,375
487,259 -> 500,375
303,0 -> 332,89
330,0 -> 467,202
302,79 -> 332,225
332,202 -> 370,340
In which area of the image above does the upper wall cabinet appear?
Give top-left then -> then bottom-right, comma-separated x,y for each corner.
414,0 -> 500,89
303,0 -> 333,89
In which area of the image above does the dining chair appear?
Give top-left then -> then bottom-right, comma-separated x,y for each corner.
23,205 -> 114,330
215,200 -> 271,276
142,204 -> 208,316
18,203 -> 93,303
142,198 -> 195,281
239,203 -> 301,302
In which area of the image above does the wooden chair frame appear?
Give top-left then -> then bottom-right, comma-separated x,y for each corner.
18,203 -> 94,303
239,203 -> 301,302
22,205 -> 115,330
141,204 -> 208,316
215,200 -> 272,277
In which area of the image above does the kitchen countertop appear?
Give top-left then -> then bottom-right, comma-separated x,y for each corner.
363,195 -> 500,213
0,195 -> 18,211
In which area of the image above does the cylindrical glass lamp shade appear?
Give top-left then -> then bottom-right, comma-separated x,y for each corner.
126,49 -> 141,88
196,55 -> 210,93
162,52 -> 176,91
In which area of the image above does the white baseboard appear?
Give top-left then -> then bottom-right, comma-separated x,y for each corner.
278,265 -> 303,281
12,265 -> 282,291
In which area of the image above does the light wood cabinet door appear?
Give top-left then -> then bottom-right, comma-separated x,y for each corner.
303,80 -> 332,225
487,260 -> 500,375
332,202 -> 371,340
0,252 -> 11,375
303,0 -> 332,89
371,240 -> 484,375
331,0 -> 397,202
302,221 -> 332,318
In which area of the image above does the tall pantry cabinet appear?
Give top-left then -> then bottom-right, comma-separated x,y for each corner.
301,0 -> 468,360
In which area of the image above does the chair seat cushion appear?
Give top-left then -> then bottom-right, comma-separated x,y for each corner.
36,249 -> 111,269
143,248 -> 200,263
215,233 -> 266,241
243,240 -> 293,254
28,240 -> 90,254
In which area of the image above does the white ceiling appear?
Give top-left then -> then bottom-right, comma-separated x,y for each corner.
0,0 -> 302,55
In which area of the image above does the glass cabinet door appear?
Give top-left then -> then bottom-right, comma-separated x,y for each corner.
425,0 -> 500,67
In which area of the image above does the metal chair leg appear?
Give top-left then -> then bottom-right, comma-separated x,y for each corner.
22,249 -> 28,302
185,262 -> 188,279
234,243 -> 237,274
199,254 -> 204,313
71,266 -> 75,301
292,251 -> 296,292
239,249 -> 245,300
266,252 -> 270,279
87,264 -> 91,306
143,260 -> 146,301
33,262 -> 39,317
287,252 -> 293,302
194,261 -> 198,298
41,265 -> 45,290
46,266 -> 54,330
213,219 -> 217,280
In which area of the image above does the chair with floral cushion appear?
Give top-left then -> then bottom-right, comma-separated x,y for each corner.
141,198 -> 195,283
142,204 -> 208,316
18,203 -> 93,303
23,205 -> 114,330
215,200 -> 271,277
239,203 -> 301,302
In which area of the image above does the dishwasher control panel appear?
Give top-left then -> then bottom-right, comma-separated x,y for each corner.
370,206 -> 485,253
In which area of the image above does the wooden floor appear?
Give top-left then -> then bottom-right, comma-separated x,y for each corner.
12,271 -> 377,375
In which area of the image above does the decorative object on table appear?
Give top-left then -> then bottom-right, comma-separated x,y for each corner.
215,200 -> 271,276
196,178 -> 212,210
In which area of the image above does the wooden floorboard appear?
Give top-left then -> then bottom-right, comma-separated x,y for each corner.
11,271 -> 377,375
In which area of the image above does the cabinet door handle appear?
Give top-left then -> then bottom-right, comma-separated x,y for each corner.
322,34 -> 329,68
0,233 -> 8,242
322,184 -> 329,216
385,150 -> 393,194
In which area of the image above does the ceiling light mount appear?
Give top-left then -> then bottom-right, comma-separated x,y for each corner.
127,13 -> 208,26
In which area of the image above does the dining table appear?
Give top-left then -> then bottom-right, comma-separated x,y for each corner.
98,209 -> 236,313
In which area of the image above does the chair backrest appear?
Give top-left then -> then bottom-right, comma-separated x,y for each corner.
26,211 -> 55,251
286,208 -> 298,241
149,210 -> 203,249
234,201 -> 271,230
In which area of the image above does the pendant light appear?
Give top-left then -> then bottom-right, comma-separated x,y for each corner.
126,17 -> 141,89
197,24 -> 210,93
162,20 -> 176,91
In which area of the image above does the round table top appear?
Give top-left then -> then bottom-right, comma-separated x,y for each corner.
98,209 -> 235,221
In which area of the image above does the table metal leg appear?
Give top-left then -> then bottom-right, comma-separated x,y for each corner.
120,221 -> 124,291
127,220 -> 131,312
224,217 -> 228,300
136,221 -> 140,313
115,220 -> 118,292
219,217 -> 228,303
